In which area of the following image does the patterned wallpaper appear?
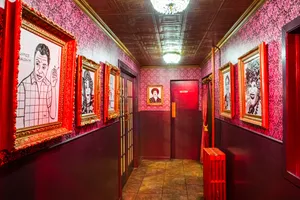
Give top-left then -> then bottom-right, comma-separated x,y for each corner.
139,66 -> 202,111
0,0 -> 140,165
201,0 -> 300,141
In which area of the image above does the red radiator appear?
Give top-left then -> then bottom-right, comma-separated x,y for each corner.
203,148 -> 226,200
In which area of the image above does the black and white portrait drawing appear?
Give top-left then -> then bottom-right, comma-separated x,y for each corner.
245,56 -> 261,116
82,69 -> 95,114
223,72 -> 231,111
109,74 -> 115,111
16,28 -> 61,129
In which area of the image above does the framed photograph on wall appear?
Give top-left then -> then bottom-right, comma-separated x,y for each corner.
219,62 -> 235,118
104,63 -> 120,123
0,1 -> 77,150
76,56 -> 101,126
147,85 -> 163,106
238,42 -> 268,128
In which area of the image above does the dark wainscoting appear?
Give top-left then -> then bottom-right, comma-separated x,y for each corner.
215,119 -> 300,200
139,111 -> 202,160
140,111 -> 171,159
0,122 -> 120,200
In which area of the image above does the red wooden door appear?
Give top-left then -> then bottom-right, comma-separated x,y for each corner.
171,80 -> 201,160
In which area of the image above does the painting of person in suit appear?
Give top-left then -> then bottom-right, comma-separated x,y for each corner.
149,88 -> 161,103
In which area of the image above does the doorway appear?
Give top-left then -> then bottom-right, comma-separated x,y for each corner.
283,16 -> 300,186
170,80 -> 201,160
118,60 -> 138,191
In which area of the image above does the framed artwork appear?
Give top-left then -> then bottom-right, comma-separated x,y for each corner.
147,85 -> 163,106
76,56 -> 101,126
219,62 -> 235,118
104,63 -> 120,123
0,0 -> 77,150
238,42 -> 268,128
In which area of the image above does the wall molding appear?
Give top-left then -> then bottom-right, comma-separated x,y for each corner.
141,65 -> 200,68
73,0 -> 140,66
201,0 -> 267,66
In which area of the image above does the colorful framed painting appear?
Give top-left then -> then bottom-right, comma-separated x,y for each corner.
104,63 -> 120,123
238,42 -> 268,128
76,56 -> 101,126
219,62 -> 235,118
0,0 -> 77,150
147,85 -> 163,106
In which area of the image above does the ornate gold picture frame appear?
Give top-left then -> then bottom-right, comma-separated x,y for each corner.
104,63 -> 120,123
238,42 -> 268,128
0,1 -> 77,150
146,85 -> 163,106
219,62 -> 235,118
76,56 -> 101,126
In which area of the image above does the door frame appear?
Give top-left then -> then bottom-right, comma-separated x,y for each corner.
170,79 -> 200,159
282,16 -> 300,187
118,60 -> 139,196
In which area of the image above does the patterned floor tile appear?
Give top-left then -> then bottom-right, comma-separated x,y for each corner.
186,184 -> 204,195
123,183 -> 141,193
122,192 -> 137,200
185,176 -> 203,185
162,193 -> 188,200
123,159 -> 203,200
139,182 -> 163,194
135,194 -> 162,200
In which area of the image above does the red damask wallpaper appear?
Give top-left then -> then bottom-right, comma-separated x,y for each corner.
139,66 -> 202,111
201,0 -> 300,141
0,0 -> 139,165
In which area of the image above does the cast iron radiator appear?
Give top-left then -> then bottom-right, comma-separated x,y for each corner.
203,148 -> 226,200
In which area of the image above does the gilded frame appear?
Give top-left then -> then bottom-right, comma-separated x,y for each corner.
104,63 -> 120,123
0,1 -> 77,150
238,42 -> 268,128
219,62 -> 235,118
76,56 -> 101,126
146,85 -> 164,106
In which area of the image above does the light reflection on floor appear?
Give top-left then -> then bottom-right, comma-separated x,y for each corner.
122,159 -> 204,200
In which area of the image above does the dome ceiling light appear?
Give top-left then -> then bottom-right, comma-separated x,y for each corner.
163,52 -> 181,64
150,0 -> 190,15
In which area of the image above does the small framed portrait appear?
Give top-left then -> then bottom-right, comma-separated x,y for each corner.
219,62 -> 235,118
76,56 -> 101,126
104,63 -> 120,123
147,85 -> 163,106
238,42 -> 268,128
0,1 -> 77,150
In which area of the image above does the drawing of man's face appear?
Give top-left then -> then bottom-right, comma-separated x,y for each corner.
152,90 -> 158,98
248,81 -> 259,106
34,51 -> 49,82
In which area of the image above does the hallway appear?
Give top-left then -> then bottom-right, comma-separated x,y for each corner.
122,160 -> 203,200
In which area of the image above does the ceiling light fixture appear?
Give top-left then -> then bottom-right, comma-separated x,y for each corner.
150,0 -> 190,15
163,52 -> 181,64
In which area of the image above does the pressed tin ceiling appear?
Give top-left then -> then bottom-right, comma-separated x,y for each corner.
85,0 -> 256,66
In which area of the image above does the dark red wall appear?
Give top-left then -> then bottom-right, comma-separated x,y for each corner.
139,111 -> 202,160
215,119 -> 300,200
140,111 -> 171,159
0,122 -> 120,200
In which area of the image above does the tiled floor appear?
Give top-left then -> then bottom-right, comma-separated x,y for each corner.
122,159 -> 204,200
